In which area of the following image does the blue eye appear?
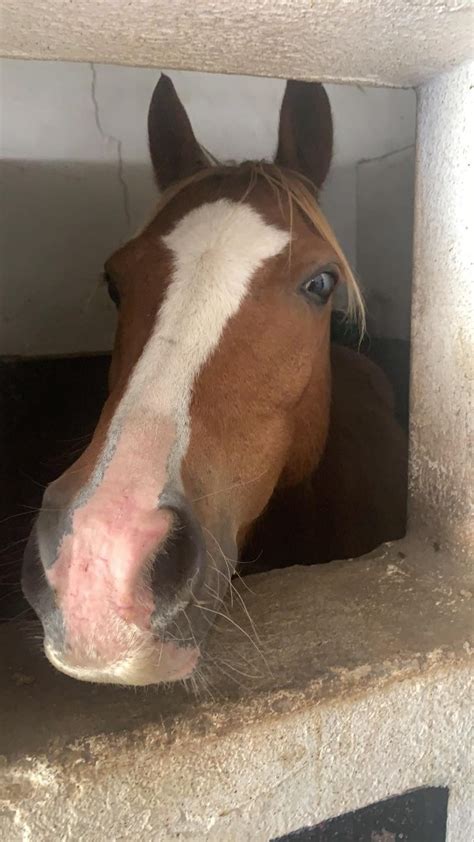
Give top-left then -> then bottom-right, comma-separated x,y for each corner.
301,270 -> 337,303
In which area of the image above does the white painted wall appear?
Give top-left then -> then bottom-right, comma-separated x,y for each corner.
357,146 -> 415,342
0,59 -> 415,356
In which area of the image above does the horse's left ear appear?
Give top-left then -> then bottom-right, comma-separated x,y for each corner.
275,80 -> 333,190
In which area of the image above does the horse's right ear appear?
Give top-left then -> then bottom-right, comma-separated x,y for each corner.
275,80 -> 333,191
147,74 -> 208,191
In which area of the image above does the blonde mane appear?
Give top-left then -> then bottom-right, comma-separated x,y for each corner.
152,160 -> 366,333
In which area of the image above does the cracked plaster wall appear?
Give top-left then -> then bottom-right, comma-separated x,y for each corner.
0,59 -> 415,356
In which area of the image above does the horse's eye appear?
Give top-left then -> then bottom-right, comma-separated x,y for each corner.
104,273 -> 120,308
301,270 -> 337,303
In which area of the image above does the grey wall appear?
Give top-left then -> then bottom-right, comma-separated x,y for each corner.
0,60 -> 416,356
357,146 -> 415,342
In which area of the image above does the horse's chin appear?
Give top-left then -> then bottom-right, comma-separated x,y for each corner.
44,637 -> 200,687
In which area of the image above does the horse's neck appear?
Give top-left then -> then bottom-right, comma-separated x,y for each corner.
240,345 -> 407,573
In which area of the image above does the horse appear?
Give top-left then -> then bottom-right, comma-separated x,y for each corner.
22,75 -> 407,686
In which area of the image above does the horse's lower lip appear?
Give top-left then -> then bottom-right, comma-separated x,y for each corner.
44,638 -> 200,686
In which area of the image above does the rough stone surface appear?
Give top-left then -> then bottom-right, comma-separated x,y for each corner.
1,536 -> 472,840
409,62 -> 474,550
1,1 -> 473,88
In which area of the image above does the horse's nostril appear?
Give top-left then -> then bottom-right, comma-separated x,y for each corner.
152,490 -> 206,612
23,481 -> 207,678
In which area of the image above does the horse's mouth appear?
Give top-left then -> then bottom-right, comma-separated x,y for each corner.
44,636 -> 200,686
23,505 -> 237,687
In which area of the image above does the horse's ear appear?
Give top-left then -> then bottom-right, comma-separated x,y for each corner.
148,74 -> 208,191
275,80 -> 333,190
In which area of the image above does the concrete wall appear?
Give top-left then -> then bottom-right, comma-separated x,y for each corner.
0,59 -> 415,357
2,536 -> 472,841
2,0 -> 472,87
357,146 -> 415,342
409,60 -> 474,548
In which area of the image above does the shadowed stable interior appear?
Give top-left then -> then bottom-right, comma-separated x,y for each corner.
0,328 -> 409,618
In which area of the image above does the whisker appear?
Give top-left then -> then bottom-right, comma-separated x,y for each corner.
232,565 -> 256,594
205,650 -> 264,681
0,510 -> 40,526
202,526 -> 238,566
6,605 -> 33,621
197,604 -> 270,671
0,536 -> 30,555
190,468 -> 269,503
202,527 -> 268,673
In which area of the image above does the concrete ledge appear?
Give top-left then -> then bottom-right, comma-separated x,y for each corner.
1,1 -> 473,87
1,535 -> 472,839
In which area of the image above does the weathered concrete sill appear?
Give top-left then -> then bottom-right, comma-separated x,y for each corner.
1,533 -> 472,840
2,1 -> 473,87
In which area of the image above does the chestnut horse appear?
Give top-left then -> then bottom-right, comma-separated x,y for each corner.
22,76 -> 406,686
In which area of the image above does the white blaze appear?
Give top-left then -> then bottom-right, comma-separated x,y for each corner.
115,198 -> 290,475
